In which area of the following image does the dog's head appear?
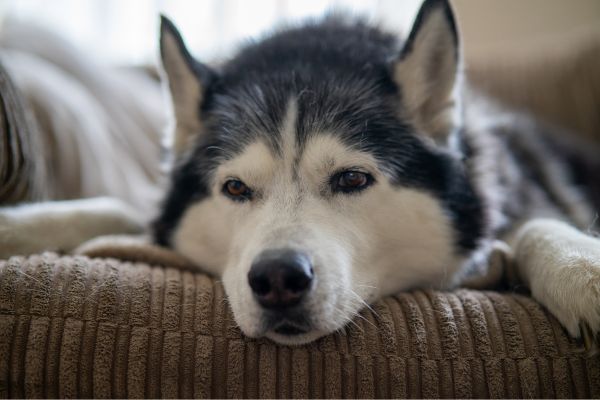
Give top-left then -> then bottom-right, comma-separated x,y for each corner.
155,0 -> 486,344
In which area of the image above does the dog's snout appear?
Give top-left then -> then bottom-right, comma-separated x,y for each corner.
248,249 -> 313,309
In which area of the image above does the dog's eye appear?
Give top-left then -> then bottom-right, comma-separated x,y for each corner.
332,171 -> 373,193
223,179 -> 252,201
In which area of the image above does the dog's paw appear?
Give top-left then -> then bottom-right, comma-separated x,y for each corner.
514,218 -> 600,354
528,249 -> 600,353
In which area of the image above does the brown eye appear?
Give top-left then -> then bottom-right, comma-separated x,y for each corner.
223,179 -> 252,201
332,170 -> 373,194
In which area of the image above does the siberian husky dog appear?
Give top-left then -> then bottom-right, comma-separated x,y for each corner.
2,0 -> 599,348
154,0 -> 600,346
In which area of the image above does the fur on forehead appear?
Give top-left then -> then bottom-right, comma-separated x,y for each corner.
212,99 -> 384,191
213,134 -> 384,187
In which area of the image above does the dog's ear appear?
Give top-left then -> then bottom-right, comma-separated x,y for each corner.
160,15 -> 216,154
393,0 -> 460,143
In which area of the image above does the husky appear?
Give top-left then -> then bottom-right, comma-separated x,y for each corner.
153,0 -> 600,346
2,0 -> 600,348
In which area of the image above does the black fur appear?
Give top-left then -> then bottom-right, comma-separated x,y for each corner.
154,2 -> 486,252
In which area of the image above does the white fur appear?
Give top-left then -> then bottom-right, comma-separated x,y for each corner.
513,219 -> 600,338
171,142 -> 275,275
172,99 -> 461,344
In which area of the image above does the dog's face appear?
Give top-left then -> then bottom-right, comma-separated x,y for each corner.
155,0 -> 485,344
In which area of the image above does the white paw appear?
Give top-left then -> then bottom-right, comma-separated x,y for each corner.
528,249 -> 600,350
514,219 -> 600,352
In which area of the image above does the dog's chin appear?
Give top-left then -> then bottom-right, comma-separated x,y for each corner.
238,322 -> 327,345
237,313 -> 334,345
264,327 -> 327,345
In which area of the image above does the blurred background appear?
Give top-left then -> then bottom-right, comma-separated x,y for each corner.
1,0 -> 599,66
1,0 -> 423,65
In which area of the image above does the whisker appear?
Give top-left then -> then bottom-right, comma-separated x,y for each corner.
345,317 -> 365,334
328,304 -> 366,334
353,312 -> 377,330
349,288 -> 381,319
355,284 -> 377,289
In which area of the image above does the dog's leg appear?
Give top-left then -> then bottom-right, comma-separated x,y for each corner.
511,218 -> 600,352
0,197 -> 144,259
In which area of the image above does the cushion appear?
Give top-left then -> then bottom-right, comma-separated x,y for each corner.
1,253 -> 598,398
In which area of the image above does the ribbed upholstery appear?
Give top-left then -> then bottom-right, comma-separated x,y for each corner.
1,253 -> 598,398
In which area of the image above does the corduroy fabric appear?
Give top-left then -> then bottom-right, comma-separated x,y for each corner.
0,253 -> 598,398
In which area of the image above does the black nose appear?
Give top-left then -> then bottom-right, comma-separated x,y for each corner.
248,249 -> 314,309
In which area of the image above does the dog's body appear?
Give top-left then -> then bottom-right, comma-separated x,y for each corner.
1,0 -> 600,348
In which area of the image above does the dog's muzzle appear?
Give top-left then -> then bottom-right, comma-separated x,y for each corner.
248,248 -> 314,335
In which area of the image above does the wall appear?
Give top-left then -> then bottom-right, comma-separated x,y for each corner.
452,0 -> 600,62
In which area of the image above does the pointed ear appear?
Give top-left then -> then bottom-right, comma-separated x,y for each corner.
160,15 -> 216,154
393,0 -> 460,142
